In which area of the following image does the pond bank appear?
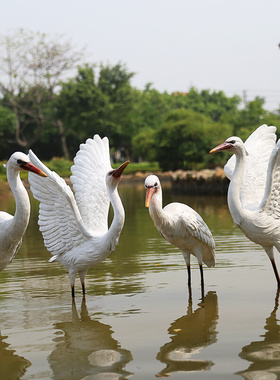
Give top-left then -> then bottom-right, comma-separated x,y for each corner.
0,167 -> 229,197
122,167 -> 229,195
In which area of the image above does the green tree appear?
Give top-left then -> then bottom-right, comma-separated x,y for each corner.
233,97 -> 270,140
57,63 -> 136,158
97,63 -> 135,156
172,87 -> 241,123
56,64 -> 109,157
0,29 -> 84,157
154,109 -> 233,171
131,127 -> 157,162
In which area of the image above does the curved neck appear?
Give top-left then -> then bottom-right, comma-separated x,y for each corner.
148,187 -> 166,228
7,168 -> 31,235
228,150 -> 246,225
106,186 -> 125,249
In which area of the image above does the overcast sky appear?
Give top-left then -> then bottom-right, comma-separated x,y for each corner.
1,0 -> 280,110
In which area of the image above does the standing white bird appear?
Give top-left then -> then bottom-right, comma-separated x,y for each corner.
210,124 -> 280,286
0,152 -> 47,271
145,175 -> 215,292
28,135 -> 129,297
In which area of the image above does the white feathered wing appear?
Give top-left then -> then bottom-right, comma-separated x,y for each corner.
224,124 -> 277,210
28,135 -> 112,262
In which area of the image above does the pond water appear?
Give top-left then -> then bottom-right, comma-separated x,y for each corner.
1,180 -> 280,379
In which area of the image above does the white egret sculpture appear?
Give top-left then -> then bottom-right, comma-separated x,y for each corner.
145,175 -> 215,292
0,152 -> 47,271
28,135 -> 129,297
210,124 -> 280,285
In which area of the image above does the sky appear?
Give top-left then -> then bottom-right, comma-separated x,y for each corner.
1,0 -> 280,111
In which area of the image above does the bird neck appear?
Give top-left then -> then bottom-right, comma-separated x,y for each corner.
7,168 -> 31,234
106,186 -> 125,250
228,150 -> 246,225
148,188 -> 166,228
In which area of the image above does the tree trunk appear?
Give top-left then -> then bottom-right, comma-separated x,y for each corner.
56,119 -> 70,160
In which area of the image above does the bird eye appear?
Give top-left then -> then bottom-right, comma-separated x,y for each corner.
154,182 -> 158,187
228,140 -> 236,144
17,159 -> 24,164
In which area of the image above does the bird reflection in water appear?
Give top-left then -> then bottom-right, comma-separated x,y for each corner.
0,332 -> 30,378
156,291 -> 218,377
48,298 -> 133,379
237,290 -> 280,379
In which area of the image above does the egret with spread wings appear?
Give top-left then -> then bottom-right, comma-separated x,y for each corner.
0,152 -> 47,271
210,124 -> 280,286
28,135 -> 129,297
145,175 -> 215,293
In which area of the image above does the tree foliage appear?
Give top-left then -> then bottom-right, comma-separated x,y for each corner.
0,29 -> 84,157
153,109 -> 233,171
0,29 -> 279,170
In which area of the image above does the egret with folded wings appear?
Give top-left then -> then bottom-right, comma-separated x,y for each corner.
0,152 -> 47,272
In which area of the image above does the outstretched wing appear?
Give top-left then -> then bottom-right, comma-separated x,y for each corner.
28,150 -> 91,258
224,124 -> 277,208
260,139 -> 280,218
70,135 -> 112,234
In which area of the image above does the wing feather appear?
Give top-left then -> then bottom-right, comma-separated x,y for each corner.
28,150 -> 91,258
261,139 -> 280,217
224,124 -> 277,208
179,207 -> 215,268
177,206 -> 215,251
70,135 -> 112,234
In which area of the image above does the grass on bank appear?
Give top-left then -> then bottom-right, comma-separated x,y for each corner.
0,158 -> 161,182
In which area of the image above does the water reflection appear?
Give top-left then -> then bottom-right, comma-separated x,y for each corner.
48,298 -> 133,379
156,291 -> 219,377
237,290 -> 280,379
0,332 -> 30,378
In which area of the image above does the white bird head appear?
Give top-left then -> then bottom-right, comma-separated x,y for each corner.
106,160 -> 130,187
145,175 -> 161,208
210,136 -> 248,155
6,152 -> 47,177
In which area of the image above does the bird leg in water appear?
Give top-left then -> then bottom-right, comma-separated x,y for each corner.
187,264 -> 191,287
270,258 -> 280,287
82,281 -> 86,295
79,270 -> 87,295
200,265 -> 205,299
71,285 -> 75,298
264,247 -> 280,287
187,264 -> 192,300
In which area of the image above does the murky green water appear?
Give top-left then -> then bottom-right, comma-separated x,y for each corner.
0,181 -> 280,379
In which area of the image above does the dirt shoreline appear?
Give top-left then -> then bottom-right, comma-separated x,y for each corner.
0,167 -> 229,197
121,167 -> 229,195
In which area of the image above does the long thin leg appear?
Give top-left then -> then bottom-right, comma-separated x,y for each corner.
264,246 -> 280,287
187,264 -> 192,300
182,251 -> 192,298
79,270 -> 87,295
187,264 -> 191,287
71,285 -> 75,298
199,264 -> 205,299
270,259 -> 280,287
182,251 -> 191,286
82,281 -> 86,295
70,270 -> 76,298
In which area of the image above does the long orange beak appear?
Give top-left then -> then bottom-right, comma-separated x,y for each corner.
21,162 -> 47,177
112,160 -> 130,178
209,142 -> 231,154
145,187 -> 156,208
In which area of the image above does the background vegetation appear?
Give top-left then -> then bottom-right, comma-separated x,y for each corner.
0,29 -> 279,172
